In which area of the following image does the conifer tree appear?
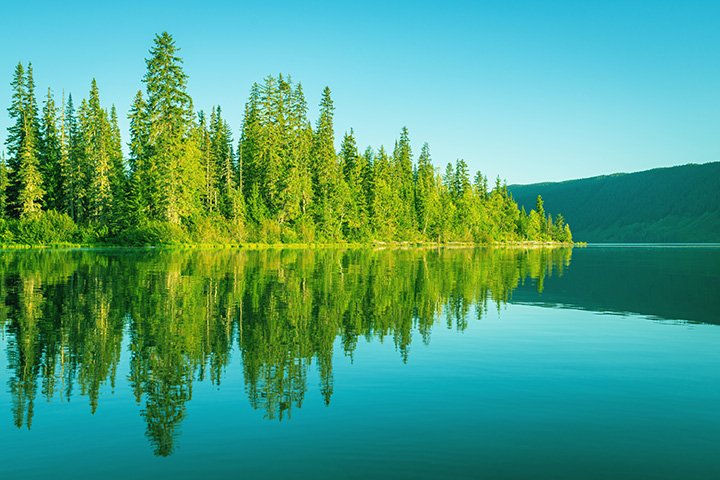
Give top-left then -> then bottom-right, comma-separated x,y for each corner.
339,129 -> 369,239
239,83 -> 260,204
290,82 -> 313,218
141,31 -> 200,224
126,90 -> 149,223
86,79 -> 112,223
414,142 -> 435,236
311,87 -> 346,239
16,116 -> 44,218
535,195 -> 546,237
39,88 -> 63,211
371,146 -> 395,238
5,62 -> 26,171
0,155 -> 8,218
107,105 -> 126,225
394,127 -> 415,233
6,62 -> 44,218
197,111 -> 216,212
277,78 -> 312,227
63,94 -> 84,222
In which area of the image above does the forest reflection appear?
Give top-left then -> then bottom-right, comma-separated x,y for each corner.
1,246 -> 572,456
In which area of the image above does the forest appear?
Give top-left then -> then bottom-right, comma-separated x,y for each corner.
1,32 -> 572,246
510,162 -> 720,243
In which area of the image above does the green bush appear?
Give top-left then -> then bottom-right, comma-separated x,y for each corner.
0,218 -> 15,244
11,210 -> 78,244
112,221 -> 188,246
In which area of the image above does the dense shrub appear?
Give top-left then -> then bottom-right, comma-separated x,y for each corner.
11,210 -> 78,245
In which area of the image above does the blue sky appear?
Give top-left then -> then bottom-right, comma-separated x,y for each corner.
1,0 -> 718,185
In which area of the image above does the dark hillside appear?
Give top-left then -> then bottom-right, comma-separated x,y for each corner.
509,162 -> 720,242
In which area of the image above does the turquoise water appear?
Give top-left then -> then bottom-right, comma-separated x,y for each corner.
1,246 -> 718,479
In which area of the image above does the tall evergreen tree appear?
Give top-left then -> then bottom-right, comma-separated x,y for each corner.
6,62 -> 43,218
415,143 -> 436,236
86,79 -> 113,223
535,195 -> 546,236
311,87 -> 346,239
371,146 -> 395,238
107,105 -> 126,225
339,129 -> 369,240
16,115 -> 44,218
63,94 -> 84,222
126,90 -> 148,223
39,87 -> 63,211
393,127 -> 415,233
0,154 -> 8,218
141,31 -> 201,224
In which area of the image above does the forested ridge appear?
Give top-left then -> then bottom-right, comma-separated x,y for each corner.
509,162 -> 720,243
1,32 -> 571,246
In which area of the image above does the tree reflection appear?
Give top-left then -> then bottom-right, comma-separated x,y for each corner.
0,246 -> 572,454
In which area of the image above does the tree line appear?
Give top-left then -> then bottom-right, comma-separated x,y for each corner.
2,32 -> 572,245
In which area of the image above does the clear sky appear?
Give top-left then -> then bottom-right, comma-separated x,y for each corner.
0,0 -> 718,185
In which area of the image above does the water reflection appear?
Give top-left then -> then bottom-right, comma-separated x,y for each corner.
1,246 -> 571,456
510,245 -> 720,324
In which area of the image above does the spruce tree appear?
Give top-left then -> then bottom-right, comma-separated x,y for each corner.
107,105 -> 126,226
141,31 -> 200,224
6,62 -> 44,218
39,87 -> 63,211
0,155 -> 8,218
311,86 -> 346,239
394,127 -> 415,233
339,129 -> 369,239
86,79 -> 112,223
16,116 -> 45,218
414,143 -> 438,237
371,146 -> 395,238
63,94 -> 83,222
535,195 -> 546,236
126,90 -> 148,223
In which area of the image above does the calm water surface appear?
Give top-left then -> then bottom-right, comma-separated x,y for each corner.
1,245 -> 718,479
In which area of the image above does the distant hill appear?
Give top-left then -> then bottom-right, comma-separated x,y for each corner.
508,162 -> 720,243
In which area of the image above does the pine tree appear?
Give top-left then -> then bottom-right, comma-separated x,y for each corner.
107,105 -> 126,225
86,79 -> 112,223
371,146 -> 395,238
240,83 -> 260,207
290,82 -> 313,218
535,195 -> 546,237
39,88 -> 63,211
311,86 -> 346,240
414,142 -> 435,236
0,155 -> 8,218
16,116 -> 45,218
141,31 -> 200,224
276,78 -> 312,227
393,126 -> 415,234
63,94 -> 84,222
6,62 -> 44,218
339,129 -> 369,240
126,90 -> 148,223
5,62 -> 26,169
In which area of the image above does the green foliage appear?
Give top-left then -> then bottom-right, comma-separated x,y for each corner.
9,210 -> 77,244
112,220 -> 188,246
510,162 -> 720,242
1,32 -> 574,247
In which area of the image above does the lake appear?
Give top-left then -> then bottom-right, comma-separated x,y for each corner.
1,245 -> 719,479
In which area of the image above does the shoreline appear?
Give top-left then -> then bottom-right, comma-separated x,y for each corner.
0,240 -> 581,251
